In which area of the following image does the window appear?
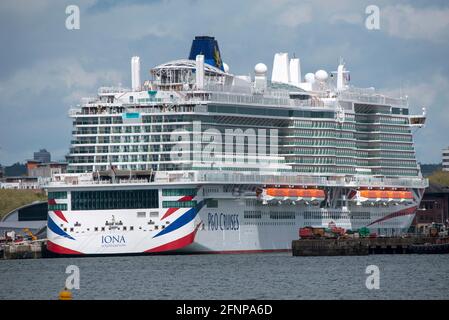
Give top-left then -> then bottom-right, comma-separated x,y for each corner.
162,188 -> 197,196
269,211 -> 295,220
48,191 -> 67,199
48,203 -> 68,211
162,201 -> 197,208
244,210 -> 262,219
71,189 -> 159,210
150,211 -> 159,217
205,199 -> 218,208
137,212 -> 146,218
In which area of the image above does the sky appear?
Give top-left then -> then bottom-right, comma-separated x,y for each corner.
0,0 -> 448,165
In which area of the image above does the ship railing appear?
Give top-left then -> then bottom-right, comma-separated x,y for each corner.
155,171 -> 428,188
68,108 -> 82,116
206,92 -> 291,107
98,87 -> 129,94
339,89 -> 408,107
47,170 -> 428,188
47,177 -> 150,186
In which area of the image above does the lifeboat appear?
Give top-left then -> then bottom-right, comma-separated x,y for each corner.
358,190 -> 413,200
266,188 -> 325,198
261,188 -> 325,204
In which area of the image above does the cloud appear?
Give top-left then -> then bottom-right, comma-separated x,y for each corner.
0,0 -> 53,16
0,58 -> 123,164
275,4 -> 313,28
382,4 -> 449,42
0,58 -> 123,105
330,13 -> 363,25
0,0 -> 448,165
85,2 -> 178,40
381,74 -> 449,163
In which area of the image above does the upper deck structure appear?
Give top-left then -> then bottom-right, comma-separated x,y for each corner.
66,36 -> 427,190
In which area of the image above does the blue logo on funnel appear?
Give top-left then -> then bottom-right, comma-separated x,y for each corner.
188,36 -> 224,71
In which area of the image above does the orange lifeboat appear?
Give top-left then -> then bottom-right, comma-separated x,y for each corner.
359,190 -> 413,199
265,188 -> 325,198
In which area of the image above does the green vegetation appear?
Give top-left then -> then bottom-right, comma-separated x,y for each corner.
420,163 -> 442,177
0,189 -> 47,220
428,170 -> 449,187
3,162 -> 27,177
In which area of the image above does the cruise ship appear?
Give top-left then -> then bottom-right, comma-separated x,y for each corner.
46,36 -> 428,255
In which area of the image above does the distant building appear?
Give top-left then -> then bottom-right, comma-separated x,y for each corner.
413,183 -> 449,233
0,176 -> 46,189
0,165 -> 3,179
33,149 -> 51,163
26,160 -> 41,176
443,147 -> 449,172
27,161 -> 67,178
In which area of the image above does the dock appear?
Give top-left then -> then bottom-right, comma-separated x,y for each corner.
2,240 -> 46,259
292,237 -> 449,256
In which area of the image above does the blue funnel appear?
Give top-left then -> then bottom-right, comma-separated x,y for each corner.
188,36 -> 224,71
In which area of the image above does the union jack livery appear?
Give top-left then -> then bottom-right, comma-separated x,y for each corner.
46,36 -> 428,255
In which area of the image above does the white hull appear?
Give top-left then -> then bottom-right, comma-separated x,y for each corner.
47,189 -> 420,255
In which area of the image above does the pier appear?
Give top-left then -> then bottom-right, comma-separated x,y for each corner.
2,240 -> 46,259
292,237 -> 449,256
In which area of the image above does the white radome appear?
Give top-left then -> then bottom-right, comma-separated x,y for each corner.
315,69 -> 328,82
254,63 -> 267,75
223,62 -> 230,73
304,72 -> 316,83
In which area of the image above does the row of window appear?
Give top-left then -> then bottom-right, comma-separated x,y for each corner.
244,210 -> 262,219
162,188 -> 197,197
162,201 -> 197,208
270,212 -> 296,220
63,225 -> 169,232
49,204 -> 68,211
48,191 -> 67,199
208,105 -> 335,119
303,211 -> 350,220
290,130 -> 355,139
71,190 -> 159,210
243,221 -> 296,226
243,211 -> 297,220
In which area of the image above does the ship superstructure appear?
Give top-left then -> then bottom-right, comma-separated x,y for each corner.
47,36 -> 428,255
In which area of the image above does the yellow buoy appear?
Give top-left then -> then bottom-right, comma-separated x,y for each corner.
59,288 -> 73,300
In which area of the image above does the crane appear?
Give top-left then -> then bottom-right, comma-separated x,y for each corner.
22,228 -> 37,241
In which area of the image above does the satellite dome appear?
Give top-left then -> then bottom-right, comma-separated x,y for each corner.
304,73 -> 316,83
223,62 -> 230,73
254,63 -> 267,75
315,70 -> 328,82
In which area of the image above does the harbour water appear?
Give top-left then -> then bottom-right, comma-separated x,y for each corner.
0,253 -> 448,300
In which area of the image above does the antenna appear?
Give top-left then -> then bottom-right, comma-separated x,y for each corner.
131,56 -> 141,91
